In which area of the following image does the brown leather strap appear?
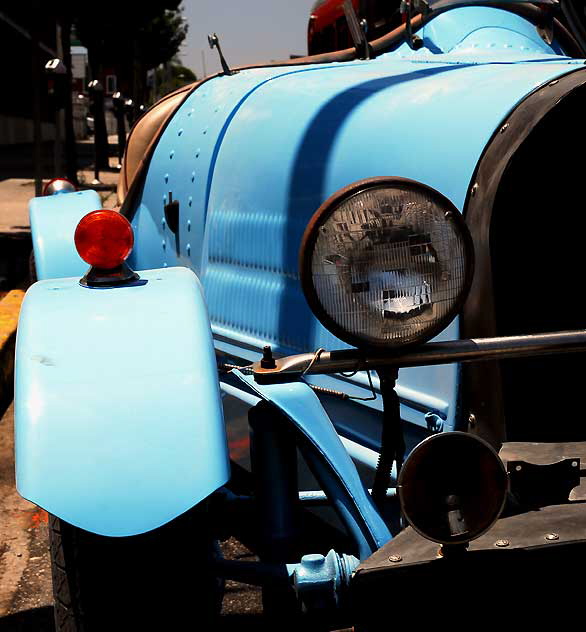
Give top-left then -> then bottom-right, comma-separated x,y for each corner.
118,83 -> 200,203
119,78 -> 213,216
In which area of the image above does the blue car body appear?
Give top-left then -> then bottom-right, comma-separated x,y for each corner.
126,7 -> 585,473
16,4 -> 586,544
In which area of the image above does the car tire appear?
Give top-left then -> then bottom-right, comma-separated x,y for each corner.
49,503 -> 223,631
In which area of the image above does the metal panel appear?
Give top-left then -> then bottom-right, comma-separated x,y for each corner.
15,267 -> 229,536
356,502 -> 586,569
131,6 -> 586,442
352,503 -> 586,626
420,5 -> 563,54
129,67 -> 316,275
202,51 -> 582,437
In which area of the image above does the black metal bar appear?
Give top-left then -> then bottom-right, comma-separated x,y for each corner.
31,2 -> 43,197
249,401 -> 300,560
213,488 -> 397,509
60,18 -> 78,184
299,488 -> 396,506
88,80 -> 108,183
249,401 -> 300,618
372,368 -> 402,510
112,92 -> 126,169
214,558 -> 290,588
253,329 -> 586,382
342,0 -> 370,58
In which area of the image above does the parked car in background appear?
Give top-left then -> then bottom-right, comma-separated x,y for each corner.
308,0 -> 403,54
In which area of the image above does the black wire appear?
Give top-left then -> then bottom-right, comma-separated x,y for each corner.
347,369 -> 378,401
371,368 -> 403,510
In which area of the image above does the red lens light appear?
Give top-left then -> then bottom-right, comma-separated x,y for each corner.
74,210 -> 134,269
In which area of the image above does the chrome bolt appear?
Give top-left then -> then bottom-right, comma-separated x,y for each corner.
500,123 -> 510,134
545,533 -> 559,541
495,539 -> 510,548
388,554 -> 402,563
549,79 -> 559,87
471,183 -> 479,197
468,413 -> 477,428
572,461 -> 578,468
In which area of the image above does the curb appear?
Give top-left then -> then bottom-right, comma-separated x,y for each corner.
0,290 -> 25,417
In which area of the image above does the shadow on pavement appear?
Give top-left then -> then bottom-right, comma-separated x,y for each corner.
218,614 -> 272,630
0,606 -> 55,631
0,607 -> 271,631
0,234 -> 32,291
0,140 -> 119,182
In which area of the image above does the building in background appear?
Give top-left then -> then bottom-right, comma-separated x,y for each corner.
0,6 -> 57,145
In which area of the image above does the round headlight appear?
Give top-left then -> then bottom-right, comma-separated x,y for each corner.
398,432 -> 508,545
299,178 -> 473,349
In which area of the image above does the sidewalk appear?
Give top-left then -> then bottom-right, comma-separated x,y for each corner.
0,160 -> 120,236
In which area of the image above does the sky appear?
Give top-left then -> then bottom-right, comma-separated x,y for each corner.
179,1 -> 317,78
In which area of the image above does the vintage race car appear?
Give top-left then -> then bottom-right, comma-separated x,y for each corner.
15,1 -> 586,629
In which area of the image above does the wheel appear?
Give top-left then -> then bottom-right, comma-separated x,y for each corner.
50,503 -> 223,631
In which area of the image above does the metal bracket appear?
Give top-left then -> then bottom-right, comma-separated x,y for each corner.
400,0 -> 425,50
507,458 -> 580,508
536,3 -> 556,45
425,412 -> 444,434
289,550 -> 358,616
342,0 -> 370,59
164,191 -> 179,234
208,33 -> 233,76
213,547 -> 358,619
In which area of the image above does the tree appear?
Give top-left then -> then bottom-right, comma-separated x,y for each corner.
155,63 -> 197,101
73,1 -> 189,101
139,11 -> 189,72
65,1 -> 189,170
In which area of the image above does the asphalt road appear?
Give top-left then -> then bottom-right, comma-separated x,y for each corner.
0,401 -> 271,631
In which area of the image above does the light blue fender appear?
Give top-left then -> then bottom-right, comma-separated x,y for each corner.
29,189 -> 101,280
15,266 -> 229,536
233,370 -> 391,560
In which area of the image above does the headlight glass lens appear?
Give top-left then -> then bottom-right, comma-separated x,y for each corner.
398,432 -> 507,545
303,181 -> 472,348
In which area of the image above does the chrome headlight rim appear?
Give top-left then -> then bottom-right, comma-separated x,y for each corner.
299,177 -> 475,350
397,431 -> 509,546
